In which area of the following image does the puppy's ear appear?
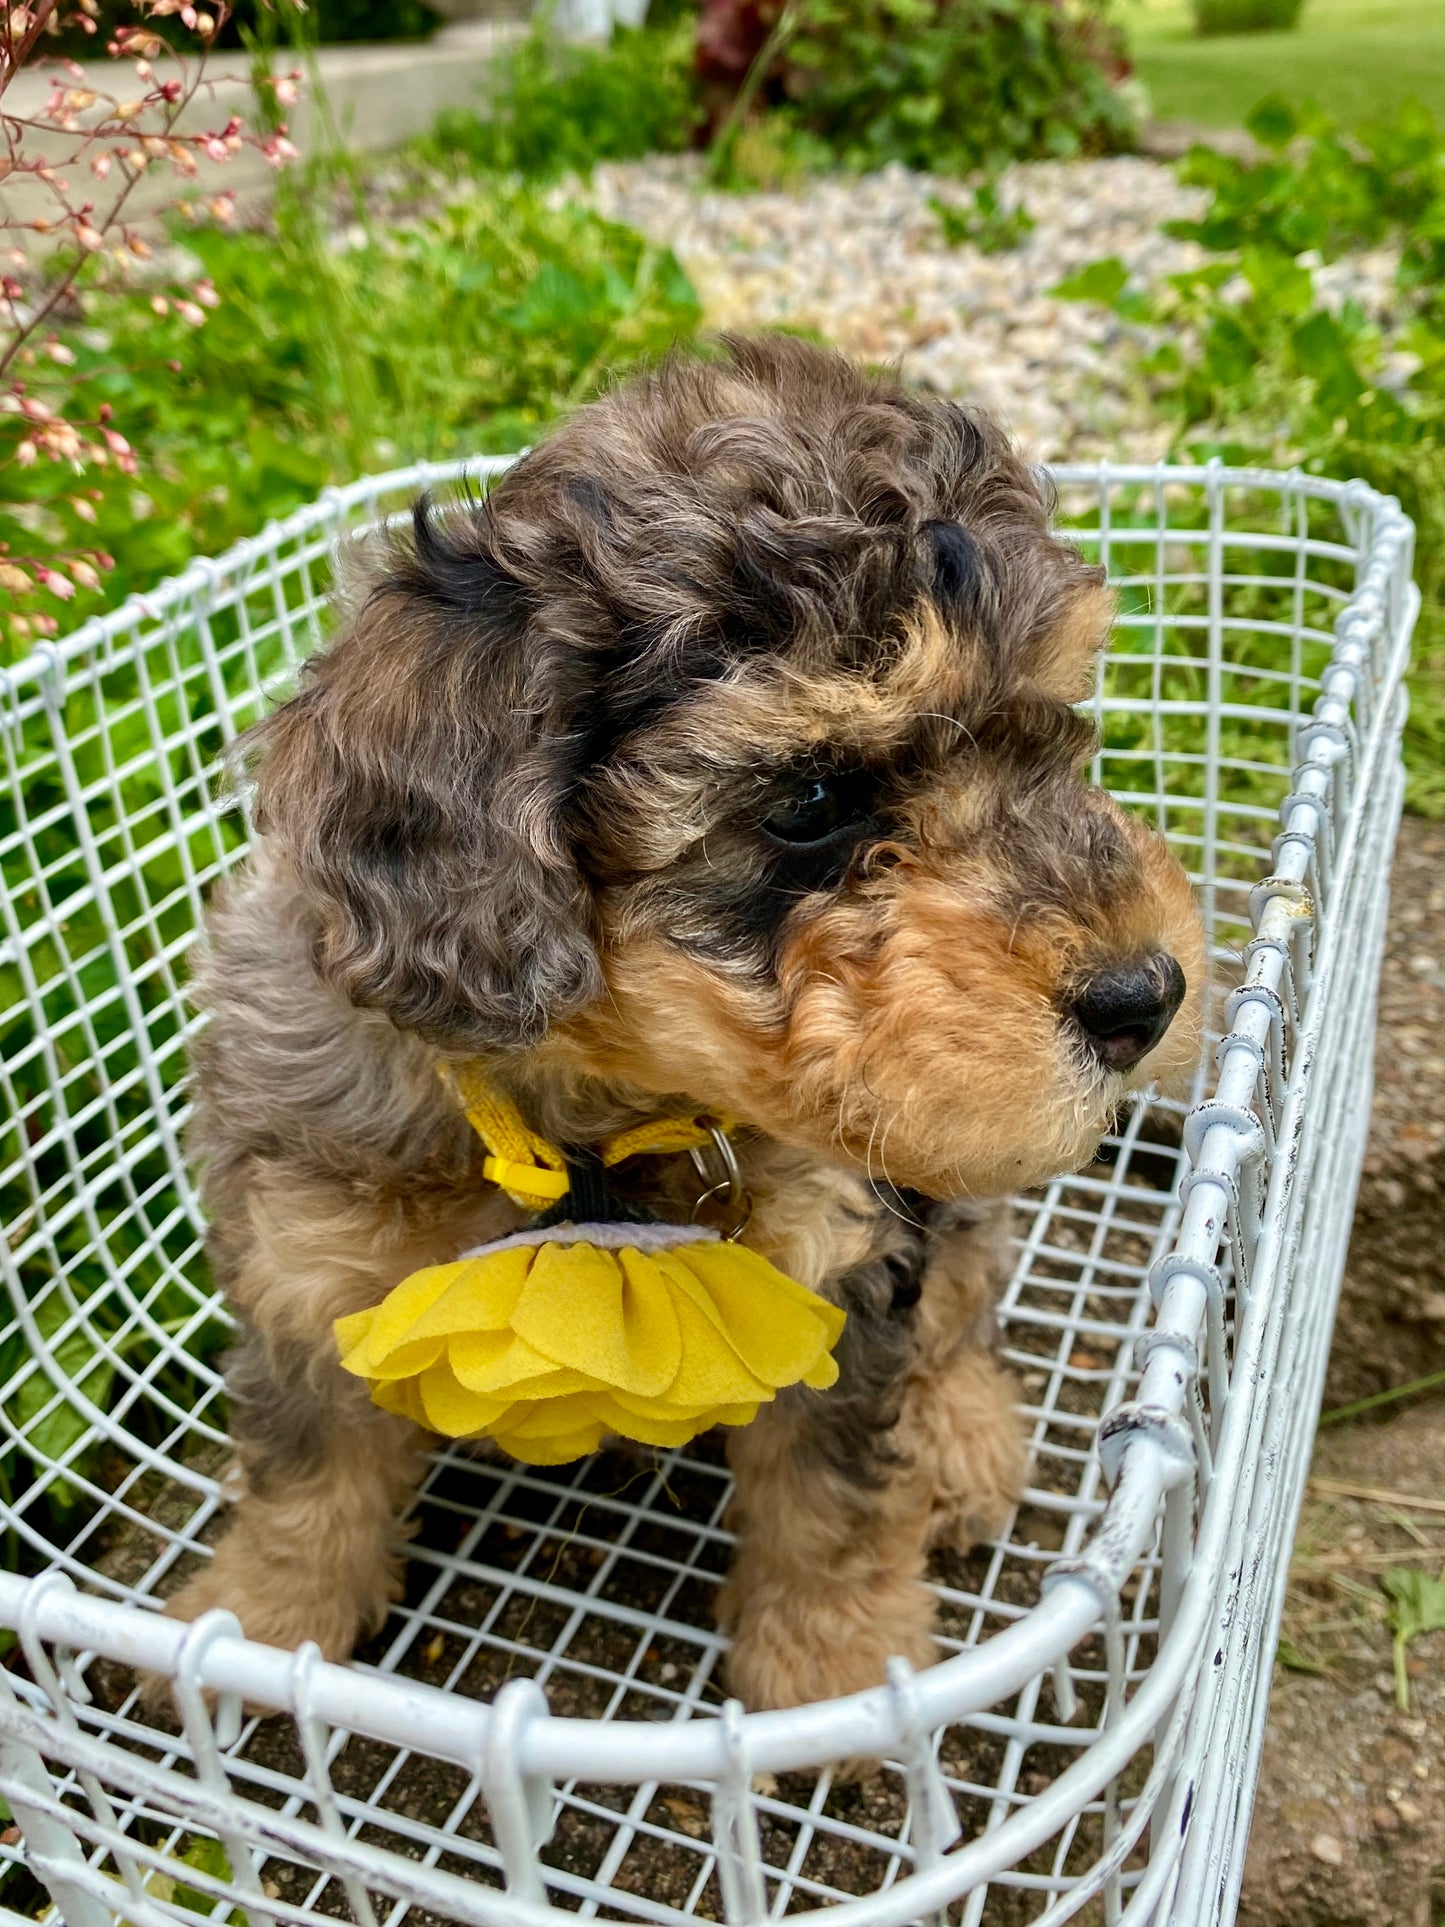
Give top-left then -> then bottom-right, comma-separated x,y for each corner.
246,501 -> 601,1051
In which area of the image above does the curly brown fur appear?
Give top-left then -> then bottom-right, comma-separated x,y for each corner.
155,336 -> 1203,1715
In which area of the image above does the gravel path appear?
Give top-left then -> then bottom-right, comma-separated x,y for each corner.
583,153 -> 1403,465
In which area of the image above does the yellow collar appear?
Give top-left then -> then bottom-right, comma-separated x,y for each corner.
442,1062 -> 726,1214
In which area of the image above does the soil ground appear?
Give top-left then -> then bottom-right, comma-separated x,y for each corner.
1238,812 -> 1445,1926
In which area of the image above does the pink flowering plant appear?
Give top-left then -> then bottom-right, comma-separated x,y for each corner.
0,0 -> 299,652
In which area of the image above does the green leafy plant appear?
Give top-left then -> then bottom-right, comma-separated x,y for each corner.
930,177 -> 1036,252
1053,95 -> 1445,812
2,180 -> 700,650
780,0 -> 1134,177
420,16 -> 700,182
1191,0 -> 1303,36
1381,1567 -> 1445,1710
443,0 -> 1136,191
1168,95 -> 1445,268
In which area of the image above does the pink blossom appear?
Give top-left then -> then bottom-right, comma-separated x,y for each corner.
20,395 -> 52,422
91,153 -> 112,180
44,421 -> 82,461
70,559 -> 101,592
0,563 -> 30,594
33,567 -> 75,601
69,495 -> 97,523
102,427 -> 132,457
75,223 -> 104,251
150,293 -> 169,316
172,298 -> 205,326
274,75 -> 299,106
194,276 -> 219,308
204,136 -> 228,162
45,340 -> 77,366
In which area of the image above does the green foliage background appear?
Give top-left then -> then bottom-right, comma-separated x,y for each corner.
782,0 -> 1133,174
1056,95 -> 1445,811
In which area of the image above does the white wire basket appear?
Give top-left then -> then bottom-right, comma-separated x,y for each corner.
0,455 -> 1417,1927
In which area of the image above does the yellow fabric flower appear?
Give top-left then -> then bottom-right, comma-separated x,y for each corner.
334,1228 -> 847,1466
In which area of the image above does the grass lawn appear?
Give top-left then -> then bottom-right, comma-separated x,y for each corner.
1125,0 -> 1445,129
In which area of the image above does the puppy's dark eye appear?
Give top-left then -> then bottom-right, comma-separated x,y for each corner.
762,777 -> 850,845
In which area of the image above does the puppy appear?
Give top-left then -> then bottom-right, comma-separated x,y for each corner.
162,336 -> 1203,1711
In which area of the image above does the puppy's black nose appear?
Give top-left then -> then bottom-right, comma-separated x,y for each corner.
1071,954 -> 1186,1074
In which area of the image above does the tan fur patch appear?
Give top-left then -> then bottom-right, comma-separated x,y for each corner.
1027,581 -> 1116,702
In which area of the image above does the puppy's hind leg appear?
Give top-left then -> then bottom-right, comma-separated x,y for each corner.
721,1395 -> 939,1714
720,1205 -> 1026,1713
159,1325 -> 424,1674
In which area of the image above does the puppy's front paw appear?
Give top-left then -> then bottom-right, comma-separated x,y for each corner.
138,1545 -> 398,1719
723,1576 -> 938,1712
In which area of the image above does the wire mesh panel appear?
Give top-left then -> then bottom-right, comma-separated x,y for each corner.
0,458 -> 1417,1927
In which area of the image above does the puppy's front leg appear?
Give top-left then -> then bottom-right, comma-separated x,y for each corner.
721,1205 -> 1026,1711
160,1326 -> 424,1667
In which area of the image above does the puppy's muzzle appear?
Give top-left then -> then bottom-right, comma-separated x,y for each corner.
1069,953 -> 1187,1075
